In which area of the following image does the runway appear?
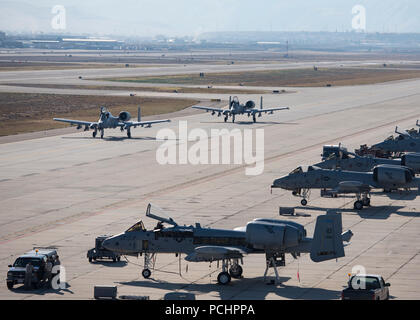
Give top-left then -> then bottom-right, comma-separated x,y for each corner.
0,67 -> 420,299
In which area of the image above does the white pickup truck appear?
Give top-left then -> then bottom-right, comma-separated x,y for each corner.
341,274 -> 390,300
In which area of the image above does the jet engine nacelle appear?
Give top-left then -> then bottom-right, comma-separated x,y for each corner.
244,100 -> 255,109
119,111 -> 131,122
401,153 -> 420,173
245,222 -> 301,250
373,165 -> 413,186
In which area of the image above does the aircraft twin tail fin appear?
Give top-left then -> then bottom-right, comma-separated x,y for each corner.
310,212 -> 347,262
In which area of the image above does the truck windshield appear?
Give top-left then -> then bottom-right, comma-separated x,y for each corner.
13,257 -> 42,268
351,276 -> 381,290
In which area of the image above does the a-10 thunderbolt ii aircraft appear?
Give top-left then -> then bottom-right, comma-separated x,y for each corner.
372,126 -> 420,155
271,164 -> 420,210
192,96 -> 289,123
315,144 -> 420,174
404,120 -> 420,137
102,204 -> 353,285
53,106 -> 170,138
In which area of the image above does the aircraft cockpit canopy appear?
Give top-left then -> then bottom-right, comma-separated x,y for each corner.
146,203 -> 178,226
307,165 -> 320,171
126,220 -> 146,233
385,135 -> 394,141
290,167 -> 303,174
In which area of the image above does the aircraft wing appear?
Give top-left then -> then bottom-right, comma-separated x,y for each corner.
192,106 -> 228,115
335,181 -> 372,193
247,107 -> 289,114
53,118 -> 96,127
122,119 -> 171,128
184,246 -> 246,262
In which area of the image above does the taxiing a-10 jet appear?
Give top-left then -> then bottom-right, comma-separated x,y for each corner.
271,164 -> 420,210
193,96 -> 289,123
103,204 -> 352,285
54,106 -> 170,139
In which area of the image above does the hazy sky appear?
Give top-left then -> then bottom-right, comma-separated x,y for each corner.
1,0 -> 419,37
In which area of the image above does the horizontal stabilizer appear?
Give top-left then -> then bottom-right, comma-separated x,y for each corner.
341,230 -> 353,242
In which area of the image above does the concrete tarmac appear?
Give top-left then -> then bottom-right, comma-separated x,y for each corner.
0,71 -> 419,300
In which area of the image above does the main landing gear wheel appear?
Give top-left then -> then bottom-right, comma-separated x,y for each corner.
224,115 -> 228,122
142,269 -> 151,279
217,271 -> 231,285
354,201 -> 363,210
232,115 -> 235,123
92,131 -> 97,138
100,130 -> 104,139
127,130 -> 131,138
253,114 -> 256,123
229,265 -> 243,279
301,199 -> 308,206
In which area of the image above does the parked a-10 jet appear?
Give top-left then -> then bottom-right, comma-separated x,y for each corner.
103,204 -> 353,285
54,106 -> 170,139
193,96 -> 289,123
271,164 -> 420,210
372,124 -> 420,155
315,145 -> 420,174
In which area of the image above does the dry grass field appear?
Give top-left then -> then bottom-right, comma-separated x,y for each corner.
107,67 -> 420,87
0,61 -> 177,71
0,92 -> 198,136
2,83 -> 270,94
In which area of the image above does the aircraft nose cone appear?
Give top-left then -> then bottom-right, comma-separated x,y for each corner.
102,239 -> 111,250
272,176 -> 288,189
372,142 -> 385,150
102,237 -> 117,251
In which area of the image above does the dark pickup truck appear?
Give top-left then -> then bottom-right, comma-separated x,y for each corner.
87,235 -> 121,263
342,274 -> 390,300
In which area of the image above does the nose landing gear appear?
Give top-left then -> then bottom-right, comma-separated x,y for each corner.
292,188 -> 310,206
141,252 -> 155,279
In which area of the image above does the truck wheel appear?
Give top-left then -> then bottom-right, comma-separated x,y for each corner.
142,269 -> 151,279
112,258 -> 117,262
6,281 -> 13,290
117,257 -> 121,262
